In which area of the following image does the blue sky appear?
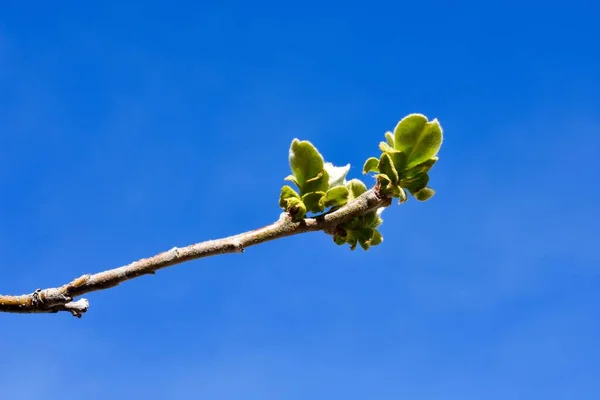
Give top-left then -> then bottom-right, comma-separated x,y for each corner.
1,1 -> 599,399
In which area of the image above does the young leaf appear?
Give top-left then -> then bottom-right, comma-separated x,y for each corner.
324,162 -> 350,188
394,114 -> 428,152
378,153 -> 399,185
379,141 -> 395,154
302,191 -> 327,213
363,157 -> 379,174
333,234 -> 346,246
345,216 -> 363,230
377,174 -> 392,193
397,187 -> 408,203
362,211 -> 378,227
385,131 -> 394,147
356,227 -> 375,250
289,139 -> 324,186
286,197 -> 306,221
323,186 -> 349,207
405,119 -> 443,169
402,157 -> 437,178
279,185 -> 300,208
284,174 -> 300,188
370,229 -> 383,246
346,179 -> 367,201
348,236 -> 358,250
389,151 -> 408,174
400,173 -> 429,193
413,187 -> 435,201
302,169 -> 329,194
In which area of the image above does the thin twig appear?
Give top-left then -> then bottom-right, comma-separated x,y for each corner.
0,186 -> 391,317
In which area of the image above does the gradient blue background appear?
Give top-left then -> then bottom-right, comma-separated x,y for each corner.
1,1 -> 599,399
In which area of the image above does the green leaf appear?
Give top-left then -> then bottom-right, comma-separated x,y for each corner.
333,234 -> 346,245
348,236 -> 358,251
378,153 -> 399,185
286,197 -> 306,221
385,131 -> 394,147
302,191 -> 327,213
363,157 -> 379,174
345,216 -> 362,230
284,174 -> 299,188
289,139 -> 324,186
402,157 -> 438,178
362,211 -> 378,227
302,169 -> 329,194
379,141 -> 395,154
394,114 -> 428,152
323,186 -> 349,207
379,141 -> 407,173
389,151 -> 408,174
358,238 -> 369,250
356,227 -> 375,250
377,173 -> 392,193
346,179 -> 367,201
279,185 -> 300,208
370,229 -> 383,246
413,187 -> 435,201
400,173 -> 429,193
397,187 -> 408,203
324,162 -> 350,188
406,119 -> 443,169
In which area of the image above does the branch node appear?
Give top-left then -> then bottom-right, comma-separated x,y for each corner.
170,247 -> 181,259
278,212 -> 291,222
230,239 -> 244,253
32,289 -> 43,306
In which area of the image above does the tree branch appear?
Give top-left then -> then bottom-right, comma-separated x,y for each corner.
0,186 -> 391,317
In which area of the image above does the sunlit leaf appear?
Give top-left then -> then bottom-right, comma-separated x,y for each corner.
378,153 -> 399,185
289,139 -> 324,186
363,157 -> 379,174
279,185 -> 300,208
402,157 -> 437,178
346,179 -> 367,201
302,191 -> 327,213
406,119 -> 443,169
400,173 -> 429,193
302,169 -> 329,194
394,113 -> 428,152
323,186 -> 349,207
397,187 -> 408,203
379,141 -> 395,154
287,197 -> 307,221
385,131 -> 394,147
284,174 -> 300,188
389,151 -> 407,173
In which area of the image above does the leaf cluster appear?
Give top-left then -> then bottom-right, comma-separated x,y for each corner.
332,179 -> 384,250
279,113 -> 443,250
279,139 -> 352,221
278,140 -> 385,250
363,114 -> 443,203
